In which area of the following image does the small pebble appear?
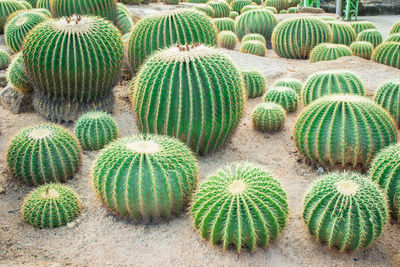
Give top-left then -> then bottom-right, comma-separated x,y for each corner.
316,167 -> 325,175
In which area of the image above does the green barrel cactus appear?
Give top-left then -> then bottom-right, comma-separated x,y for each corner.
7,123 -> 82,186
207,0 -> 230,18
242,33 -> 266,45
349,41 -> 373,60
5,12 -> 47,53
274,78 -> 302,94
189,0 -> 208,3
194,4 -> 215,17
21,184 -> 81,229
0,49 -> 10,70
230,0 -> 254,13
372,42 -> 400,69
6,8 -> 51,23
287,6 -> 297,13
50,0 -> 117,21
92,134 -> 199,222
279,9 -> 287,14
294,95 -> 397,169
301,70 -> 365,106
240,5 -> 261,14
374,81 -> 400,126
213,17 -> 235,32
350,21 -> 376,35
240,40 -> 266,56
191,162 -> 288,253
265,0 -> 287,11
22,16 -> 124,122
271,17 -> 331,59
128,9 -> 218,73
386,33 -> 400,43
303,172 -> 388,251
218,30 -> 238,49
370,143 -> 400,221
309,43 -> 352,63
164,0 -> 179,4
7,52 -> 32,94
229,10 -> 239,19
131,45 -> 245,155
252,102 -> 286,132
389,21 -> 400,35
356,29 -> 383,48
264,6 -> 278,13
241,70 -> 266,98
263,86 -> 298,112
115,3 -> 134,35
36,0 -> 50,9
74,111 -> 118,150
326,21 -> 356,45
0,0 -> 26,33
234,9 -> 278,41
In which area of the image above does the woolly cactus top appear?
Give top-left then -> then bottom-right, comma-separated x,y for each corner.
153,44 -> 219,62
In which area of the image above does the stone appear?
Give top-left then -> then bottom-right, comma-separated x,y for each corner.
0,70 -> 7,87
298,6 -> 325,13
0,84 -> 34,114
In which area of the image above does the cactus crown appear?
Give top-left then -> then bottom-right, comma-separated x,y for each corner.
7,52 -> 32,94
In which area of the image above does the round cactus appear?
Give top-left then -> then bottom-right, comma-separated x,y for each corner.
349,41 -> 373,60
350,21 -> 376,35
0,49 -> 10,70
229,10 -> 239,19
356,29 -> 383,48
301,70 -> 365,106
5,12 -> 47,53
264,6 -> 278,13
252,102 -> 286,132
242,33 -> 266,45
115,3 -> 134,35
385,33 -> 400,43
231,0 -> 254,13
287,6 -> 297,13
36,0 -> 50,9
7,123 -> 82,186
164,0 -> 179,4
50,0 -> 117,21
6,8 -> 51,24
274,78 -> 302,94
240,40 -> 266,56
234,9 -> 278,41
207,0 -> 230,18
7,52 -> 32,94
240,5 -> 261,14
279,9 -> 287,14
265,0 -> 287,11
309,43 -> 352,63
128,9 -> 218,73
193,4 -> 215,17
74,111 -> 118,150
22,16 -> 124,122
191,162 -> 289,253
271,17 -> 331,59
189,0 -> 208,3
218,30 -> 238,49
303,172 -> 388,251
372,42 -> 400,69
22,184 -> 81,229
241,70 -> 266,98
294,95 -> 397,169
263,86 -> 297,112
213,17 -> 235,32
131,45 -> 245,155
374,81 -> 400,126
0,0 -> 26,33
92,134 -> 199,222
389,21 -> 400,35
326,21 -> 356,45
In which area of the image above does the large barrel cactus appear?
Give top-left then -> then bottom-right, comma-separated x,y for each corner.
234,9 -> 278,41
303,172 -> 388,251
271,17 -> 331,59
374,81 -> 400,126
350,41 -> 373,60
7,52 -> 32,94
128,9 -> 218,73
0,0 -> 26,33
263,86 -> 298,112
218,30 -> 238,49
350,21 -> 376,35
294,95 -> 397,170
22,16 -> 124,122
207,0 -> 230,18
356,29 -> 383,48
309,43 -> 352,63
252,102 -> 286,132
230,0 -> 254,13
50,0 -> 117,21
131,45 -> 245,155
191,162 -> 288,253
372,42 -> 400,69
114,3 -> 134,35
92,134 -> 199,222
241,70 -> 266,98
326,21 -> 356,45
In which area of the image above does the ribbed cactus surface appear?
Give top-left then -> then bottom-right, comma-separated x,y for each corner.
7,52 -> 32,94
265,0 -> 286,11
115,3 -> 134,35
6,8 -> 51,23
303,172 -> 388,251
287,7 -> 297,12
0,49 -> 10,70
309,43 -> 352,63
279,9 -> 287,14
386,33 -> 400,43
240,40 -> 266,56
191,162 -> 288,253
240,5 -> 261,13
271,17 -> 331,59
242,33 -> 266,44
263,86 -> 297,112
92,134 -> 199,222
241,70 -> 266,98
230,0 -> 254,13
50,0 -> 117,21
326,21 -> 356,45
274,78 -> 302,94
128,9 -> 218,73
36,0 -> 50,9
350,21 -> 376,35
218,30 -> 238,49
22,184 -> 81,228
374,81 -> 400,126
252,102 -> 286,132
131,45 -> 245,155
229,11 -> 239,18
389,21 -> 400,35
0,0 -> 26,33
349,41 -> 373,60
213,17 -> 235,32
207,0 -> 230,17
356,29 -> 383,48
372,42 -> 400,69
7,123 -> 82,186
294,95 -> 397,169
193,4 -> 214,17
234,9 -> 278,41
19,1 -> 31,8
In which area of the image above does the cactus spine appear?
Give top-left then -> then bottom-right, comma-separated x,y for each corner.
252,102 -> 286,132
350,41 -> 373,60
240,40 -> 266,56
218,30 -> 238,49
7,52 -> 32,94
274,78 -> 302,94
241,70 -> 266,98
372,42 -> 400,69
309,43 -> 352,63
326,21 -> 356,45
0,0 -> 26,33
263,86 -> 298,112
374,81 -> 400,126
0,49 -> 10,70
356,29 -> 383,48
213,18 -> 235,32
50,0 -> 117,21
234,9 -> 278,41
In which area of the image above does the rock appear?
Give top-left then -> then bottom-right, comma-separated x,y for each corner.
298,6 -> 325,13
0,84 -> 34,114
0,70 -> 6,87
66,222 -> 77,229
316,167 -> 325,175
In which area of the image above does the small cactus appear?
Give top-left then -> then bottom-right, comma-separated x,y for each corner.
279,9 -> 287,14
7,123 -> 82,186
92,134 -> 199,222
252,102 -> 286,132
326,21 -> 356,45
265,0 -> 287,11
356,29 -> 383,48
349,41 -> 373,60
193,4 -> 214,17
389,21 -> 400,35
74,111 -> 118,150
303,172 -> 388,251
189,0 -> 208,2
374,81 -> 400,126
350,21 -> 376,35
191,162 -> 289,253
263,86 -> 298,112
229,11 -> 239,18
218,30 -> 238,49
386,33 -> 400,43
115,3 -> 134,35
234,9 -> 278,41
7,52 -> 32,94
240,40 -> 266,56
264,6 -> 278,13
213,17 -> 235,32
273,78 -> 302,94
241,70 -> 266,98
0,0 -> 26,33
287,7 -> 297,13
230,0 -> 254,13
0,49 -> 10,70
240,5 -> 261,14
207,0 -> 230,18
242,33 -> 266,45
372,42 -> 400,69
50,0 -> 117,21
309,43 -> 352,63
21,184 -> 81,229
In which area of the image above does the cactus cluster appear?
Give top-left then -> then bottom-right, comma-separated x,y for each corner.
263,86 -> 298,112
231,0 -> 254,13
240,40 -> 266,56
350,21 -> 376,35
207,0 -> 230,18
0,0 -> 27,33
131,45 -> 245,155
7,123 -> 82,186
294,95 -> 397,169
213,17 -> 235,32
191,162 -> 288,253
309,43 -> 352,63
241,70 -> 266,98
303,172 -> 388,251
386,33 -> 400,43
271,17 -> 331,59
242,33 -> 266,44
356,29 -> 383,48
50,0 -> 117,21
234,9 -> 278,41
252,102 -> 286,132
0,49 -> 10,70
22,184 -> 81,229
128,9 -> 218,73
372,42 -> 400,69
92,134 -> 199,222
349,41 -> 373,60
274,78 -> 302,94
264,6 -> 278,13
218,30 -> 238,49
115,3 -> 134,35
7,52 -> 32,94
374,81 -> 400,126
389,21 -> 400,35
326,21 -> 356,45
193,4 -> 214,17
265,0 -> 287,11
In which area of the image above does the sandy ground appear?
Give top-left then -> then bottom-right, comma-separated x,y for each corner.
1,7 -> 400,267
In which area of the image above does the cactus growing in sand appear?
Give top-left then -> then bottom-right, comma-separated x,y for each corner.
252,102 -> 286,132
263,86 -> 298,112
230,0 -> 254,13
265,0 -> 287,11
274,78 -> 302,94
234,9 -> 278,40
356,29 -> 383,48
230,11 -> 239,18
372,42 -> 400,69
114,3 -> 134,35
240,40 -> 266,56
350,41 -> 373,60
389,21 -> 400,35
213,17 -> 235,32
193,4 -> 214,17
242,33 -> 266,45
326,21 -> 356,45
350,21 -> 376,35
309,43 -> 352,63
385,33 -> 400,43
241,70 -> 266,98
218,31 -> 238,49
374,81 -> 400,126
